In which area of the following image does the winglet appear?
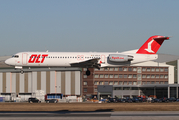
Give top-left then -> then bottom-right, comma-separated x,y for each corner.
136,35 -> 169,54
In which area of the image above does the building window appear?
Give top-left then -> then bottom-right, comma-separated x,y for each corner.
128,82 -> 132,85
119,67 -> 123,71
124,81 -> 127,85
99,82 -> 103,85
94,88 -> 98,92
104,82 -> 108,85
147,68 -> 150,72
119,74 -> 123,78
104,68 -> 108,71
114,81 -> 118,85
83,82 -> 87,85
156,68 -> 159,72
133,74 -> 137,78
156,81 -> 159,84
132,87 -> 138,90
133,81 -> 137,85
137,67 -> 141,73
164,75 -> 168,78
123,67 -> 128,71
105,74 -> 108,78
147,75 -> 150,78
165,68 -> 168,72
109,68 -> 113,71
160,68 -> 164,72
124,74 -> 128,78
83,75 -> 87,78
128,74 -> 132,78
94,82 -> 99,85
160,75 -> 164,78
147,81 -> 150,84
83,68 -> 87,71
164,81 -> 168,84
114,74 -> 118,78
128,67 -> 132,71
109,82 -> 113,85
137,74 -> 141,80
114,68 -> 118,71
142,74 -> 146,78
109,74 -> 113,78
100,74 -> 104,78
100,68 -> 104,71
151,75 -> 155,78
123,87 -> 130,90
156,75 -> 159,78
142,68 -> 146,71
94,68 -> 99,71
84,88 -> 87,92
133,67 -> 137,71
114,87 -> 122,90
119,81 -> 123,85
94,74 -> 99,78
151,68 -> 155,72
151,81 -> 155,84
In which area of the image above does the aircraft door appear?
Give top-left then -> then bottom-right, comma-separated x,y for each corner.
22,53 -> 28,65
100,55 -> 105,64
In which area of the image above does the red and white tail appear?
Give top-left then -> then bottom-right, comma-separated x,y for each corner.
136,35 -> 169,54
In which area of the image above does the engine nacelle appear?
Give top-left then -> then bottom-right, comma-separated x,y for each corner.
109,54 -> 133,62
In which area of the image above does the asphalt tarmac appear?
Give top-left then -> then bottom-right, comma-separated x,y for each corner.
0,111 -> 179,120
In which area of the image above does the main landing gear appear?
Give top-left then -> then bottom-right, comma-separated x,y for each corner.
86,68 -> 91,76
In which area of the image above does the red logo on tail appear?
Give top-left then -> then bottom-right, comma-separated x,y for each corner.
136,35 -> 169,54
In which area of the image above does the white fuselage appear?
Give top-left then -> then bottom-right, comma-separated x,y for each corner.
5,51 -> 158,68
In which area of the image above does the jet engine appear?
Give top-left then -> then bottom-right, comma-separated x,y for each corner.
109,54 -> 133,62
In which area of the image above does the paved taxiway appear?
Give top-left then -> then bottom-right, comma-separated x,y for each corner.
0,111 -> 179,120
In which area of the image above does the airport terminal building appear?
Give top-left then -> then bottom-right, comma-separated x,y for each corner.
82,54 -> 179,99
0,54 -> 179,100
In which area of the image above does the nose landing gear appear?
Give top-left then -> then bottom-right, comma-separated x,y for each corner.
20,70 -> 24,74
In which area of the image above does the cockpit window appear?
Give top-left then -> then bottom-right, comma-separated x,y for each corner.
12,55 -> 19,58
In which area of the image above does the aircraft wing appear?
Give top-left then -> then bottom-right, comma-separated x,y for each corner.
70,58 -> 101,69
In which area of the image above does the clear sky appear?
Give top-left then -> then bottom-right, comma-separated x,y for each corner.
0,0 -> 178,56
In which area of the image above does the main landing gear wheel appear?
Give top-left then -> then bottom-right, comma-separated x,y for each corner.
86,69 -> 91,76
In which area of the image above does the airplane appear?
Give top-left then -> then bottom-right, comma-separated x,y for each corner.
5,35 -> 169,75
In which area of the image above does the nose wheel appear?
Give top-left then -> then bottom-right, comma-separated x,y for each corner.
21,70 -> 24,74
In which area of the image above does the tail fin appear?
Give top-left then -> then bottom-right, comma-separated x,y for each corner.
136,35 -> 169,54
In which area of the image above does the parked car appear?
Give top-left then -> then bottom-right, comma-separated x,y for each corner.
28,98 -> 41,103
115,98 -> 128,103
168,97 -> 176,102
46,99 -> 58,103
107,98 -> 117,103
138,98 -> 147,102
126,98 -> 133,103
152,98 -> 162,103
160,97 -> 169,102
132,98 -> 139,103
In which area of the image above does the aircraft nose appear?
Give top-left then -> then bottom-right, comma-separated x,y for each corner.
5,59 -> 12,65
